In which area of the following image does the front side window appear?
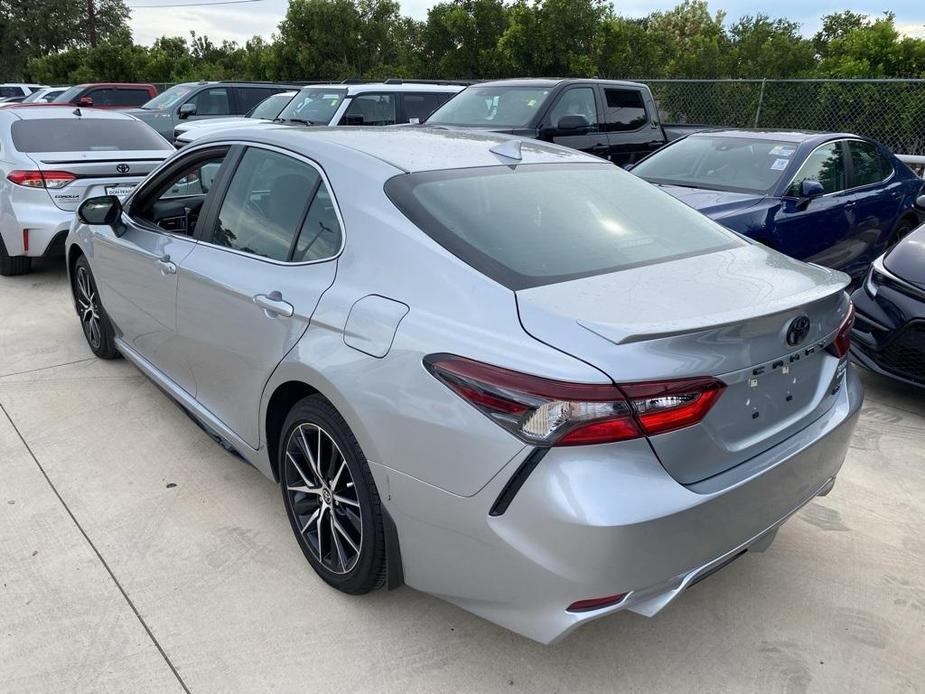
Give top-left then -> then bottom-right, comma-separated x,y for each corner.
211,148 -> 339,262
86,88 -> 118,106
386,163 -> 740,290
278,88 -> 347,125
0,87 -> 24,98
604,89 -> 648,131
110,89 -> 151,107
787,142 -> 846,196
848,141 -> 892,188
546,88 -> 598,128
52,85 -> 86,103
132,151 -> 228,235
341,94 -> 396,126
188,88 -> 230,116
426,86 -> 552,128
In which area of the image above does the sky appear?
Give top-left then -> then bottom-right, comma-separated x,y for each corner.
128,0 -> 925,47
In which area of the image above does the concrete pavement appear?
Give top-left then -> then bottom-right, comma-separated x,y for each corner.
1,259 -> 923,693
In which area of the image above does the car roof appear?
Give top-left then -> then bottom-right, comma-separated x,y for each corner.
687,129 -> 861,145
203,125 -> 600,173
1,106 -> 142,121
474,78 -> 648,89
74,82 -> 155,88
344,83 -> 465,94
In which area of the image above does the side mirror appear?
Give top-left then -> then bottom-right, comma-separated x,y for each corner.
78,195 -> 124,234
178,102 -> 197,119
915,194 -> 925,210
800,179 -> 825,199
343,113 -> 365,126
557,114 -> 590,132
76,96 -> 93,107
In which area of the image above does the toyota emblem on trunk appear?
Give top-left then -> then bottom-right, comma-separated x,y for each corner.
116,163 -> 130,174
786,316 -> 811,346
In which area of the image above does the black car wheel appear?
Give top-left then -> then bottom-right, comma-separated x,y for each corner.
72,255 -> 119,359
280,395 -> 386,594
889,217 -> 917,248
0,235 -> 31,277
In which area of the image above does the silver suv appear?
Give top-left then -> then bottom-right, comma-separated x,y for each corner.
173,81 -> 464,146
67,126 -> 861,643
128,81 -> 297,141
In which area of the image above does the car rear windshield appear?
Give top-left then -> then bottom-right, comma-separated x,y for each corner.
385,163 -> 741,290
277,88 -> 347,125
11,119 -> 172,152
632,135 -> 800,194
425,86 -> 552,128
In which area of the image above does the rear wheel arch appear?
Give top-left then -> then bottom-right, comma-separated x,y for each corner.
265,380 -> 320,482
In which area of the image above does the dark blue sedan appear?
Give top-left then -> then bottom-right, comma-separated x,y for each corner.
631,130 -> 924,280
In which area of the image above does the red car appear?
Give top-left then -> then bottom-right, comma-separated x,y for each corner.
12,83 -> 157,109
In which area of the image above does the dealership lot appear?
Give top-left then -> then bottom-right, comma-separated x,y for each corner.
0,259 -> 922,692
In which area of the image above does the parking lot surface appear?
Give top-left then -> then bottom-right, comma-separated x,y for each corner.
1,260 -> 924,693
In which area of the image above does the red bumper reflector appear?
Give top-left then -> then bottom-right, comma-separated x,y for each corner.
567,593 -> 627,612
22,229 -> 29,252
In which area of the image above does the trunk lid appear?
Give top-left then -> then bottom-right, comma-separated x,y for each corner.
28,150 -> 166,211
516,244 -> 851,484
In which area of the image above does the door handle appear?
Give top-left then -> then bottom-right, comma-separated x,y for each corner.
254,291 -> 294,318
157,254 -> 177,275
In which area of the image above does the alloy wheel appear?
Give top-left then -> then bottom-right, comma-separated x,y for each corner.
75,266 -> 102,350
284,422 -> 363,574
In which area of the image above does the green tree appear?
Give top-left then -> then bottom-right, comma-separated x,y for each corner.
422,0 -> 509,78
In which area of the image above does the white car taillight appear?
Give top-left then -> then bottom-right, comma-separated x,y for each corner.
425,354 -> 725,446
7,170 -> 76,189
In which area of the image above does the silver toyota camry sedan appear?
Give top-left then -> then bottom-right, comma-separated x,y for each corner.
66,126 -> 862,643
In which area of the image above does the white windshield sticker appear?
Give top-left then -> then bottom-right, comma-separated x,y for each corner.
770,158 -> 790,171
769,145 -> 795,156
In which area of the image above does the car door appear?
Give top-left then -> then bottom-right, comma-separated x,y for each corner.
773,140 -> 855,269
90,146 -> 231,393
843,139 -> 905,272
601,86 -> 664,166
177,144 -> 342,447
538,86 -> 609,158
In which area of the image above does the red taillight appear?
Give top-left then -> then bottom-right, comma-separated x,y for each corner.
425,354 -> 725,446
622,378 -> 726,436
826,303 -> 855,359
567,593 -> 627,612
7,169 -> 76,189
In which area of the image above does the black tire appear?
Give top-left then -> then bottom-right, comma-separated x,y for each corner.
72,255 -> 120,359
280,395 -> 386,595
888,217 -> 917,248
0,235 -> 31,276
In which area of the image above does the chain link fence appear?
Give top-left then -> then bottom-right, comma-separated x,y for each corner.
645,79 -> 925,158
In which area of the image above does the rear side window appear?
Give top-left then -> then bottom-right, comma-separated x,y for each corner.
385,163 -> 740,290
111,89 -> 151,107
848,141 -> 893,187
787,142 -> 846,195
11,119 -> 172,152
0,87 -> 24,98
211,147 -> 340,262
604,89 -> 647,131
237,87 -> 282,113
402,93 -> 453,123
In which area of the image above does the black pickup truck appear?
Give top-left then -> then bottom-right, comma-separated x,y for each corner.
423,78 -> 704,166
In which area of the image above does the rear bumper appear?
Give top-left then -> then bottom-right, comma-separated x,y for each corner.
0,203 -> 72,257
372,366 -> 862,644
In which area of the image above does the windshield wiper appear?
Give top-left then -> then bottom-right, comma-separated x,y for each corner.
277,117 -> 314,125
